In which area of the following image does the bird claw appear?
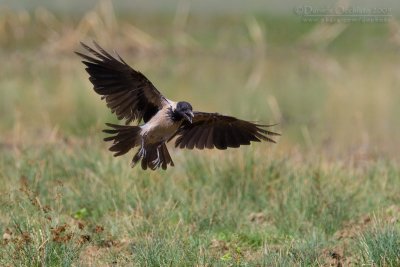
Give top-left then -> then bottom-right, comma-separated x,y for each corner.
151,146 -> 162,168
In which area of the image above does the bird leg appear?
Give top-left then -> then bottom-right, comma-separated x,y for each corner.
138,138 -> 146,158
151,145 -> 162,168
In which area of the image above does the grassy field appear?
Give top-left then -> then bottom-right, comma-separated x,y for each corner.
1,2 -> 400,266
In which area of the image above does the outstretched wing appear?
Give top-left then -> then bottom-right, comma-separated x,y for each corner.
174,112 -> 280,150
76,41 -> 168,124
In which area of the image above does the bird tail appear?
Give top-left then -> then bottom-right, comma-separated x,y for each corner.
103,123 -> 142,157
103,123 -> 174,170
131,143 -> 174,170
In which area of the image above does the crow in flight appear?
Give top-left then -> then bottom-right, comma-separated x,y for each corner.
76,42 -> 280,170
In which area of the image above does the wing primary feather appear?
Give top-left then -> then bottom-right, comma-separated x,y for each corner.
196,126 -> 210,149
179,127 -> 197,149
225,127 -> 240,148
80,42 -> 109,61
75,52 -> 103,64
93,41 -> 116,60
205,126 -> 214,149
187,128 -> 204,149
213,125 -> 227,150
77,41 -> 167,125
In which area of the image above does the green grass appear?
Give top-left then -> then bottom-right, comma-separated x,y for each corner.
1,4 -> 400,266
1,143 -> 399,265
358,223 -> 400,266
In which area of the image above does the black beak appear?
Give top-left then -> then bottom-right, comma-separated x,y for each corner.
184,111 -> 194,123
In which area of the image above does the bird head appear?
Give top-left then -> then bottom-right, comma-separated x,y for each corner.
176,101 -> 194,123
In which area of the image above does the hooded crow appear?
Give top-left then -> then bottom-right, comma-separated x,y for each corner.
76,42 -> 280,170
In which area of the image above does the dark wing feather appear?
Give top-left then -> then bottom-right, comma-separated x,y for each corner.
174,112 -> 280,150
76,41 -> 168,124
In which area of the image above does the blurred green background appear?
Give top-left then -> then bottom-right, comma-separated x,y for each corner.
1,0 -> 399,158
1,1 -> 400,266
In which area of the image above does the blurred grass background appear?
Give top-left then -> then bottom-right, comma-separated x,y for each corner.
0,0 -> 400,266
